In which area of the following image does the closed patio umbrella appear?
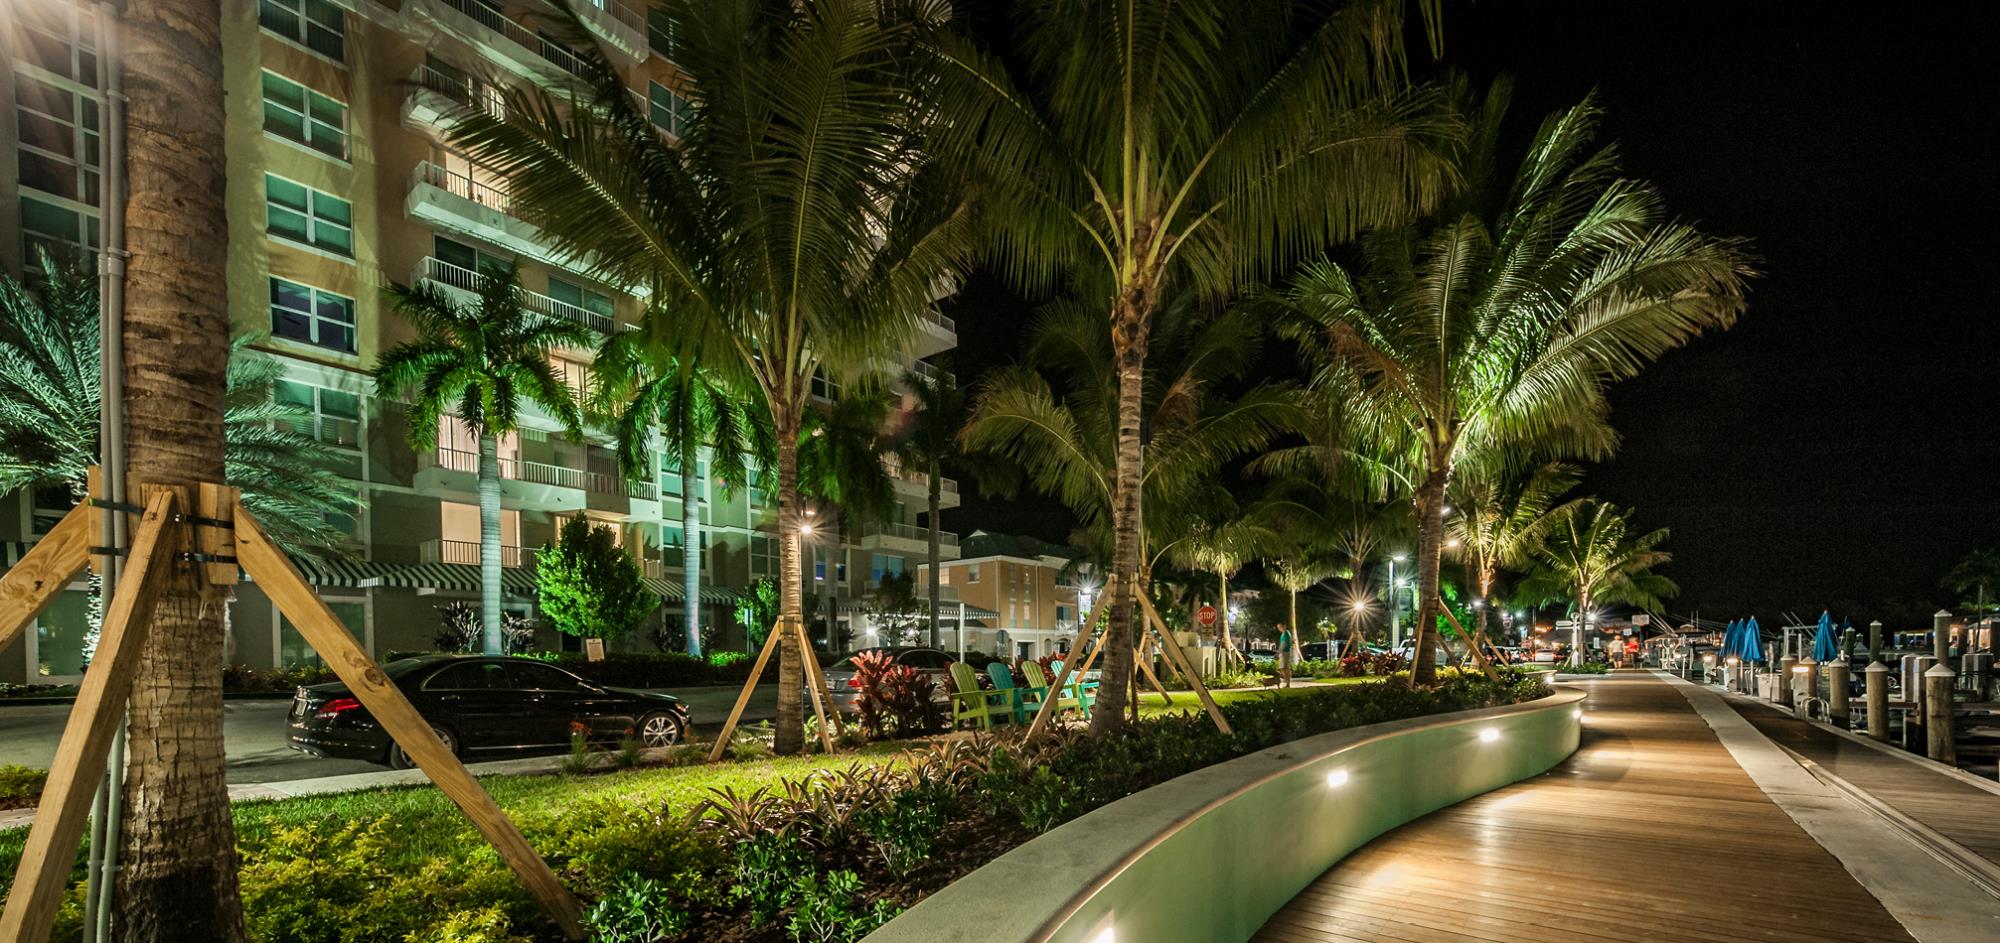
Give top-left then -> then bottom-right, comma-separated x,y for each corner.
1740,616 -> 1764,664
1812,611 -> 1839,662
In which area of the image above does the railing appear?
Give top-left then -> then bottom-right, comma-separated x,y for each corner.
906,358 -> 943,385
919,308 -> 955,334
435,0 -> 588,78
879,458 -> 960,498
412,257 -> 615,333
573,0 -> 645,36
408,62 -> 508,120
414,160 -> 515,215
862,522 -> 959,548
422,537 -> 531,568
427,446 -> 648,498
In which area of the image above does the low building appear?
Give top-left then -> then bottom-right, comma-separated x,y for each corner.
917,531 -> 1086,661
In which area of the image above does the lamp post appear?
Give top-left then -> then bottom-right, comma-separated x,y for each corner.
1388,554 -> 1406,649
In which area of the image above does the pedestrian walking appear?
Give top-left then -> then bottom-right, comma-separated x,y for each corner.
1277,622 -> 1294,688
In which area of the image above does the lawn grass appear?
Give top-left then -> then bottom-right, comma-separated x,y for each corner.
0,742 -> 909,881
1136,677 -> 1380,717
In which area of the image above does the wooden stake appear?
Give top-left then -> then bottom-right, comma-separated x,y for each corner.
707,623 -> 786,763
1137,591 -> 1232,735
1136,634 -> 1172,703
1437,602 -> 1501,682
235,504 -> 585,940
1025,589 -> 1107,739
0,501 -> 92,654
792,619 -> 836,754
796,621 -> 847,738
0,491 -> 176,943
195,481 -> 238,585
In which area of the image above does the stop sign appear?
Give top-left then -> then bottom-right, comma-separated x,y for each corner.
1197,605 -> 1218,628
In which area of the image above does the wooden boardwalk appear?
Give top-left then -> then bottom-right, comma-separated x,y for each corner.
1727,698 -> 2000,870
1253,674 -> 1917,943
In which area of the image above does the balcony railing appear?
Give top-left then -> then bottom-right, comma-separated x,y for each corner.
414,160 -> 515,215
423,537 -> 531,568
880,458 -> 959,498
408,62 -> 508,120
435,0 -> 588,79
573,0 -> 645,39
862,522 -> 959,548
427,446 -> 647,497
919,308 -> 955,334
412,256 -> 615,334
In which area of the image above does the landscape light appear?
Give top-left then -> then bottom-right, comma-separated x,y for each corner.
799,522 -> 815,536
1479,727 -> 1501,743
1088,930 -> 1115,943
1391,553 -> 1407,563
1350,600 -> 1369,612
1326,768 -> 1350,788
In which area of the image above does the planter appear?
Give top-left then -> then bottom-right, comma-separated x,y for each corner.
866,685 -> 1585,943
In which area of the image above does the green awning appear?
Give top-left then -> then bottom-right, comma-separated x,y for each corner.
377,563 -> 537,595
642,577 -> 740,604
286,554 -> 397,588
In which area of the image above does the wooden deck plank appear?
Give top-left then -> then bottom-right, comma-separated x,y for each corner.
1252,675 -> 1917,943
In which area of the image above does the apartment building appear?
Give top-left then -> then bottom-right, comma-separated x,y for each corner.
917,531 -> 1085,661
0,0 -> 959,683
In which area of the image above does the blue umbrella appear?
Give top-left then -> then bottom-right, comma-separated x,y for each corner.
1812,611 -> 1839,662
1740,616 -> 1764,663
1717,619 -> 1735,659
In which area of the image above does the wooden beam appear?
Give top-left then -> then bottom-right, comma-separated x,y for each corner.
0,490 -> 176,943
195,481 -> 238,585
802,637 -> 848,738
792,619 -> 836,754
1134,633 -> 1171,701
1437,601 -> 1501,682
1025,588 -> 1107,740
0,501 -> 92,655
1139,591 -> 1232,735
707,621 -> 785,763
233,504 -> 585,940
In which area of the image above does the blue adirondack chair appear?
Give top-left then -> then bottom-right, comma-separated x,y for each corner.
1048,658 -> 1099,714
991,661 -> 1046,724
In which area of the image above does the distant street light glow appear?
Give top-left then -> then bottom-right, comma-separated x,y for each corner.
1479,727 -> 1501,743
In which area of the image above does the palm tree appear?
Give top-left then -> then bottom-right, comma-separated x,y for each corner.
373,267 -> 586,655
114,0 -> 247,934
590,319 -> 756,657
794,380 -> 897,650
928,0 -> 1456,732
1273,85 -> 1751,683
1942,548 -> 2000,632
895,363 -> 967,647
1518,499 -> 1677,665
1447,461 -> 1579,656
1175,507 -> 1277,670
446,0 -> 970,754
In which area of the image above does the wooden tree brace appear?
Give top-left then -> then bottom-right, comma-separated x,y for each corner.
0,490 -> 178,943
1138,591 -> 1232,735
232,501 -> 585,940
706,617 -> 838,762
1024,587 -> 1107,740
0,501 -> 92,656
1437,601 -> 1502,682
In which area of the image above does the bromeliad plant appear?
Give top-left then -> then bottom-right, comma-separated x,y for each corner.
848,651 -> 944,740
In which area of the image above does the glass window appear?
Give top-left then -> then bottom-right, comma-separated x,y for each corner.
425,661 -> 513,690
279,600 -> 364,667
261,71 -> 347,159
35,590 -> 91,677
546,276 -> 615,320
15,75 -> 101,206
433,235 -> 509,278
275,379 -> 362,447
258,0 -> 346,62
647,81 -> 693,138
269,277 -> 355,353
265,175 -> 352,255
509,662 -> 589,691
18,194 -> 98,272
646,8 -> 677,59
967,562 -> 981,583
751,534 -> 777,578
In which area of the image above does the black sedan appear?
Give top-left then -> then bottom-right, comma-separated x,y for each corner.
287,655 -> 689,769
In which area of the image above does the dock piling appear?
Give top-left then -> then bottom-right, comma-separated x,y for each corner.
1864,661 -> 1889,741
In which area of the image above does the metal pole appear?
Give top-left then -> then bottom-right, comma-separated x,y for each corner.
956,602 -> 965,661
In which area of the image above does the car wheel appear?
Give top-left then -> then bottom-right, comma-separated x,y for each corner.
636,711 -> 683,749
387,723 -> 457,770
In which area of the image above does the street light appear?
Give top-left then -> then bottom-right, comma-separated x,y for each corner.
1387,554 -> 1405,648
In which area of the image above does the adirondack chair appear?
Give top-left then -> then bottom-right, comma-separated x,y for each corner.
990,661 -> 1046,724
948,661 -> 1012,730
1019,660 -> 1077,718
1047,659 -> 1099,714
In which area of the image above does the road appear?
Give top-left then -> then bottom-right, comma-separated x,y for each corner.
0,684 -> 780,784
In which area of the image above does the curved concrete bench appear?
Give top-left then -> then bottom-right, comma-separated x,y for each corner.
867,686 -> 1586,943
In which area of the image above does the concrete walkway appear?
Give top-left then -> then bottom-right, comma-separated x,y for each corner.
1254,672 -> 1999,943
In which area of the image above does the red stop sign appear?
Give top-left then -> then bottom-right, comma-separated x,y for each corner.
1197,605 -> 1218,627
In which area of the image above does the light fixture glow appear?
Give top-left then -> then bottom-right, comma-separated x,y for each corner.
1479,727 -> 1500,743
1088,930 -> 1115,943
799,523 -> 815,536
1326,768 -> 1350,788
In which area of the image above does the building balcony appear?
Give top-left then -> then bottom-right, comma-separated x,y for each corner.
414,445 -> 649,516
402,63 -> 507,131
421,537 -> 534,568
406,160 -> 561,271
569,0 -> 648,61
880,458 -> 960,509
412,0 -> 591,89
912,307 -> 956,358
860,522 -> 959,557
412,256 -> 616,334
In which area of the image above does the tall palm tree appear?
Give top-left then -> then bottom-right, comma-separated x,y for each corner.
794,380 -> 897,650
895,363 -> 967,647
1274,85 -> 1751,683
373,267 -> 586,654
1447,460 -> 1579,654
114,0 -> 247,934
1942,548 -> 2000,631
1175,506 -> 1276,669
446,0 -> 970,753
1518,499 -> 1677,665
928,0 -> 1456,732
590,319 -> 756,657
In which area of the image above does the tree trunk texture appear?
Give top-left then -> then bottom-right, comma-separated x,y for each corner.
477,434 -> 503,654
1410,466 -> 1449,685
926,465 -> 941,649
115,0 -> 247,936
1094,294 -> 1150,735
681,439 -> 702,656
773,406 -> 805,754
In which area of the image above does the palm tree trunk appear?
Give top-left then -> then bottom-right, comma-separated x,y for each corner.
1093,299 -> 1148,735
926,464 -> 941,649
681,439 -> 702,656
115,0 -> 247,936
773,404 -> 805,755
1289,588 -> 1301,662
1411,463 -> 1449,685
477,433 -> 503,655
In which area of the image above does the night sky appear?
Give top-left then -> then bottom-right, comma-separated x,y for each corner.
936,2 -> 2000,628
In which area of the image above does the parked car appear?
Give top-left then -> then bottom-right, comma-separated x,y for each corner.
1299,641 -> 1350,662
287,655 -> 689,769
822,647 -> 962,711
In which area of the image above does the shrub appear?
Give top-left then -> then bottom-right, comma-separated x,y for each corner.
856,781 -> 952,878
784,869 -> 900,943
432,603 -> 538,655
0,682 -> 79,700
851,652 -> 945,739
730,831 -> 814,927
0,764 -> 47,807
1558,660 -> 1611,675
584,874 -> 690,943
537,513 -> 658,642
708,650 -> 750,669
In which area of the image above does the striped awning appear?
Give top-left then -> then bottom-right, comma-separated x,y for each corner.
286,554 -> 398,588
836,598 -> 1000,621
642,577 -> 740,605
377,563 -> 538,595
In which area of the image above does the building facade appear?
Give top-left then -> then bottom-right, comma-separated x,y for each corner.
0,0 -> 959,684
917,531 -> 1084,661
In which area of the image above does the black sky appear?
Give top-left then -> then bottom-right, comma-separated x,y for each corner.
937,1 -> 2000,627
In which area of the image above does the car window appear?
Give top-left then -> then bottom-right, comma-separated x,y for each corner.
508,662 -> 590,692
425,662 -> 511,691
901,651 -> 950,669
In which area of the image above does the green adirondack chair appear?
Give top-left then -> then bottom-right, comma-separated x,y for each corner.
990,661 -> 1045,724
948,661 -> 1012,730
1016,660 -> 1067,719
1046,658 -> 1099,714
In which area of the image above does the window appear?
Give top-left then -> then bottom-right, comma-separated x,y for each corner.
554,355 -> 591,400
275,379 -> 361,447
259,0 -> 345,62
434,235 -> 509,278
751,534 -> 777,578
967,562 -> 981,583
547,276 -> 615,321
15,75 -> 101,205
870,554 -> 905,581
19,195 -> 98,272
425,661 -> 512,690
509,662 -> 588,692
646,8 -> 677,59
647,81 -> 693,138
268,277 -> 355,353
1056,605 -> 1071,625
265,175 -> 352,255
261,72 -> 347,159
14,3 -> 99,87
